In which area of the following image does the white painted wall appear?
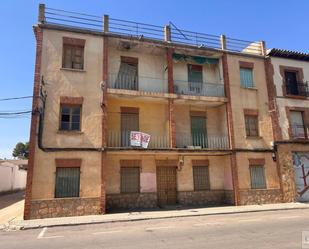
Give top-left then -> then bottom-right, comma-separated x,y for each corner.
271,57 -> 309,140
0,162 -> 27,193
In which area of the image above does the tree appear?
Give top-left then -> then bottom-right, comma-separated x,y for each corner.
12,142 -> 29,159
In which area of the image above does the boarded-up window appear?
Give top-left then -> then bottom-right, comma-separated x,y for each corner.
250,165 -> 266,189
115,57 -> 138,90
120,167 -> 140,193
193,166 -> 210,190
62,44 -> 84,70
121,108 -> 139,147
240,68 -> 254,88
290,111 -> 305,138
245,115 -> 258,137
55,167 -> 80,198
60,105 -> 81,131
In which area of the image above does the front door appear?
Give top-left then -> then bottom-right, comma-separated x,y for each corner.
157,166 -> 177,207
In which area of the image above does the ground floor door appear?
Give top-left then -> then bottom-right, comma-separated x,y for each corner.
157,166 -> 177,207
293,152 -> 309,202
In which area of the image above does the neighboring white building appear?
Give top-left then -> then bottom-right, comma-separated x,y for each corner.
268,49 -> 309,202
268,48 -> 309,140
0,160 -> 27,194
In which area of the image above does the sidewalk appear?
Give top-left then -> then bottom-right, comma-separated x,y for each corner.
5,202 -> 309,230
0,191 -> 24,230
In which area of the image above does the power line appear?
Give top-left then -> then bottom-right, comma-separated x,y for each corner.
0,111 -> 32,115
0,96 -> 33,101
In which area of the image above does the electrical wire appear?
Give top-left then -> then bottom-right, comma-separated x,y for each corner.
0,96 -> 33,101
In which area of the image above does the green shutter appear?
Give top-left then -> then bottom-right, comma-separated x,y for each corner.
55,168 -> 80,198
240,68 -> 254,88
191,116 -> 207,147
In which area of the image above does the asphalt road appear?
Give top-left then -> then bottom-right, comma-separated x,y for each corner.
1,209 -> 309,249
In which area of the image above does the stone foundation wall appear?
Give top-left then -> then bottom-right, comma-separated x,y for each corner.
178,190 -> 233,206
224,190 -> 235,205
106,193 -> 157,211
30,197 -> 101,219
239,189 -> 282,205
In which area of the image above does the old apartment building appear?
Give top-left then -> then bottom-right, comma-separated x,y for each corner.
25,4 -> 300,219
267,49 -> 309,203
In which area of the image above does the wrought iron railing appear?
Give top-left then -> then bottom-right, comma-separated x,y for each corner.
174,80 -> 225,97
39,5 -> 264,55
108,131 -> 169,149
176,133 -> 229,149
285,82 -> 309,97
108,73 -> 167,93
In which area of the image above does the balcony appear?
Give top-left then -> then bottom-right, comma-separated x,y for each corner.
176,132 -> 229,149
108,73 -> 167,93
285,82 -> 309,97
174,80 -> 225,97
108,131 -> 169,149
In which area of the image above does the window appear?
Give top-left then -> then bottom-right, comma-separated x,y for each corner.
240,68 -> 254,88
115,57 -> 138,90
290,111 -> 306,138
120,167 -> 140,193
62,44 -> 84,70
250,165 -> 266,189
60,105 -> 81,131
55,167 -> 80,198
188,64 -> 203,93
285,71 -> 299,95
245,115 -> 259,137
121,107 -> 139,147
191,115 -> 207,147
193,166 -> 210,190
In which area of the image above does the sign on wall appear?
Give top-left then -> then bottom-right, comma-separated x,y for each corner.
293,152 -> 309,202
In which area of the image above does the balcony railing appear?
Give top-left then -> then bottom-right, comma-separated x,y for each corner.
291,124 -> 307,139
285,82 -> 309,97
176,133 -> 229,149
174,80 -> 225,97
108,131 -> 169,149
109,73 -> 167,93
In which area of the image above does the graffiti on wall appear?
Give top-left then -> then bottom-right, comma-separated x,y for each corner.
293,152 -> 309,201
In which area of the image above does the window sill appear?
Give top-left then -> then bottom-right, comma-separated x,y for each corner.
60,67 -> 86,73
57,130 -> 84,135
284,94 -> 308,100
246,136 -> 262,139
241,86 -> 257,91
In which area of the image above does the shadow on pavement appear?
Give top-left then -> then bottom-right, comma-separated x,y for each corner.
0,191 -> 25,210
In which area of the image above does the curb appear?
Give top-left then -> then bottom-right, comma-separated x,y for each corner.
6,205 -> 309,231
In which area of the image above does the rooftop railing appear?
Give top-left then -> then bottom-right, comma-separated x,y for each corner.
39,4 -> 265,56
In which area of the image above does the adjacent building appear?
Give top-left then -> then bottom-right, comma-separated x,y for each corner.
25,4 -> 307,219
267,49 -> 309,202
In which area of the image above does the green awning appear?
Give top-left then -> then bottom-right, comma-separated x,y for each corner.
172,53 -> 219,65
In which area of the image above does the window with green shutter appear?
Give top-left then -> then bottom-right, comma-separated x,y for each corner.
240,68 -> 254,88
188,64 -> 203,93
191,116 -> 207,148
55,167 -> 80,198
250,165 -> 266,189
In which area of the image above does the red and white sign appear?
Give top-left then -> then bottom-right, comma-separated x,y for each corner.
130,131 -> 151,148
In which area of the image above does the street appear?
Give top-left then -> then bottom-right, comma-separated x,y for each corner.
1,208 -> 309,249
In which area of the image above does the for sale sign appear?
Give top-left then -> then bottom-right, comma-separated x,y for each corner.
141,133 -> 151,148
130,131 -> 151,148
130,131 -> 141,146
